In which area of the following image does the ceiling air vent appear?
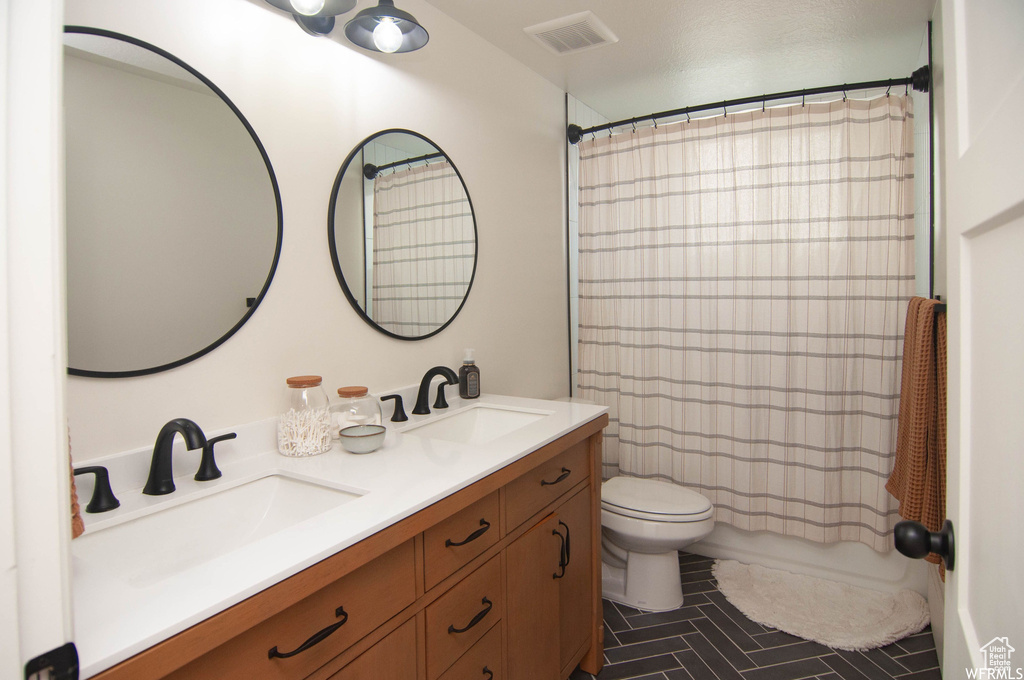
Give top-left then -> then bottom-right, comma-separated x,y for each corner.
524,11 -> 618,56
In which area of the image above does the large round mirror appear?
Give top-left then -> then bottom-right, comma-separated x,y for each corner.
63,27 -> 282,377
328,130 -> 477,340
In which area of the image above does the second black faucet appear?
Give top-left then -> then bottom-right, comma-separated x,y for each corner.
412,366 -> 459,415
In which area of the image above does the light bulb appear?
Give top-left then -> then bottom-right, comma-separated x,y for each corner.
372,17 -> 404,53
290,0 -> 325,16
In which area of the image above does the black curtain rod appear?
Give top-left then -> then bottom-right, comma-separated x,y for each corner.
364,151 -> 446,179
568,65 -> 930,144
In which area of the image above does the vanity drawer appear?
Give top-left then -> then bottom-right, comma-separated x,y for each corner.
424,490 -> 500,590
437,621 -> 503,680
426,555 -> 503,680
167,540 -> 416,680
327,618 -> 418,680
504,440 -> 588,531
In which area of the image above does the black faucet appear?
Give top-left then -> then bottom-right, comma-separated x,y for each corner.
412,366 -> 459,415
143,418 -> 207,496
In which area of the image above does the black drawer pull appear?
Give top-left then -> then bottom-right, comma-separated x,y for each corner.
483,667 -> 494,679
268,606 -> 348,659
448,598 -> 492,634
446,518 -> 491,547
561,520 -> 571,567
552,525 -> 567,579
540,467 -> 571,486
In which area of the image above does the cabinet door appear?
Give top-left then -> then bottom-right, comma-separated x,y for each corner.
328,618 -> 418,680
505,514 -> 561,680
556,487 -> 593,673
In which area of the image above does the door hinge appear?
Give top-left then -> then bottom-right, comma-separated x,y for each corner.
25,642 -> 78,680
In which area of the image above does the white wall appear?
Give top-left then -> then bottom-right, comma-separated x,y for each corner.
4,0 -> 76,668
65,0 -> 569,461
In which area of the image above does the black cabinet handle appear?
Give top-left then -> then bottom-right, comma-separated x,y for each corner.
483,667 -> 494,679
448,598 -> 492,634
268,606 -> 348,659
552,526 -> 567,579
560,520 -> 571,568
540,467 -> 571,486
446,518 -> 491,547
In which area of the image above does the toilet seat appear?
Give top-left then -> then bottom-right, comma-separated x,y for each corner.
602,477 -> 713,523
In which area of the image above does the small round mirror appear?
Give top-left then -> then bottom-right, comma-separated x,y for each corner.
328,130 -> 477,340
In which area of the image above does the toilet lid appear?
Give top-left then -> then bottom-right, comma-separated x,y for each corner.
602,477 -> 712,518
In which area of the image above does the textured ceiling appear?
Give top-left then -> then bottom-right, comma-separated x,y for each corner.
421,0 -> 936,121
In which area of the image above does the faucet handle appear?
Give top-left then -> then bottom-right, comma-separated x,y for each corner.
433,382 -> 453,410
195,432 -> 236,482
74,466 -> 121,513
380,394 -> 408,422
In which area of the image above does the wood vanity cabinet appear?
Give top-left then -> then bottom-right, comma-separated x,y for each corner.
93,414 -> 608,680
505,485 -> 594,680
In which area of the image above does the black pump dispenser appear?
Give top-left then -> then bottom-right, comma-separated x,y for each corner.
459,349 -> 480,399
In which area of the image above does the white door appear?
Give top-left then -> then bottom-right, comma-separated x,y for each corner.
937,0 -> 1024,675
2,0 -> 76,678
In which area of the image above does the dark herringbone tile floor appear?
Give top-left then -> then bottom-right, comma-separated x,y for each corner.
571,552 -> 940,680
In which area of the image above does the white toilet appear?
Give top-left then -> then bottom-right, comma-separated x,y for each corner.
601,477 -> 715,611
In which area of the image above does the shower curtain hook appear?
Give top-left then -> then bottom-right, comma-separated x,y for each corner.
686,111 -> 691,123
843,88 -> 847,102
652,115 -> 658,129
802,93 -> 806,107
722,101 -> 727,117
762,96 -> 766,113
905,82 -> 909,95
886,81 -> 892,97
632,120 -> 637,134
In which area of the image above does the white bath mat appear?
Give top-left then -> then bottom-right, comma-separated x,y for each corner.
712,559 -> 929,651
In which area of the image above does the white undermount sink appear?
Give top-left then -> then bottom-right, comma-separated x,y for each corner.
402,404 -> 552,445
72,474 -> 363,587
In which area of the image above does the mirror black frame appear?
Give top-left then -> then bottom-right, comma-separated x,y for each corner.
64,26 -> 283,379
327,129 -> 477,341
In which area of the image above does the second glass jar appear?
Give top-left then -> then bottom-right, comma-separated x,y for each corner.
330,386 -> 383,439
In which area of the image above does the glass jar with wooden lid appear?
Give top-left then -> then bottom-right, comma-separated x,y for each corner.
278,375 -> 332,456
329,386 -> 383,439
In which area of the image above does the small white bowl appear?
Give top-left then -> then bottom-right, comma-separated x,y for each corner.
338,424 -> 386,454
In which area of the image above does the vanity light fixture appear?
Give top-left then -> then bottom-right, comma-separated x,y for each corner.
344,0 -> 429,53
262,0 -> 356,37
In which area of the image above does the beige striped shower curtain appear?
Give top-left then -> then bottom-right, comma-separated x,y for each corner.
577,96 -> 915,550
372,161 -> 475,336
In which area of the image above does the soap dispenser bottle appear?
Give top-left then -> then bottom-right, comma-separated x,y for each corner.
459,349 -> 480,399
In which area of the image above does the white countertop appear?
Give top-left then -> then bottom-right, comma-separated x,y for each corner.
72,393 -> 606,678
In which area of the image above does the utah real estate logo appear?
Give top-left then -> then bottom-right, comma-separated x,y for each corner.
969,637 -> 1023,679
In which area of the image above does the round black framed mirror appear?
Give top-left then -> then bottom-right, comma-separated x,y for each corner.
63,27 -> 283,378
328,130 -> 477,341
